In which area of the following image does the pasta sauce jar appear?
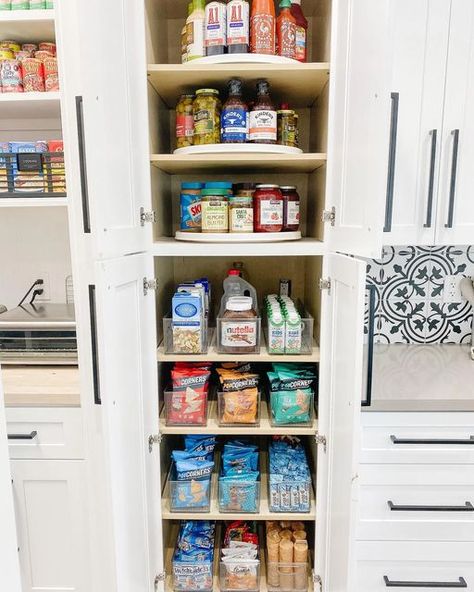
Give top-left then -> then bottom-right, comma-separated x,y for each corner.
280,185 -> 300,231
253,184 -> 283,232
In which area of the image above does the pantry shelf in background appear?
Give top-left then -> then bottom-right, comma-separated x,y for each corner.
0,9 -> 55,42
147,62 -> 330,108
0,92 -> 61,120
0,197 -> 67,208
150,153 -> 327,174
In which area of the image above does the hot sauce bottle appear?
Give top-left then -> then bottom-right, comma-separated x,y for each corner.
249,80 -> 277,144
250,0 -> 276,55
277,0 -> 296,60
290,0 -> 308,62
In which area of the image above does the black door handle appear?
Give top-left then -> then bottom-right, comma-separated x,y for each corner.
75,96 -> 91,234
362,285 -> 376,407
445,129 -> 460,228
388,500 -> 474,512
88,285 -> 101,405
391,435 -> 474,445
8,431 -> 38,440
383,92 -> 400,232
384,576 -> 467,588
423,129 -> 437,228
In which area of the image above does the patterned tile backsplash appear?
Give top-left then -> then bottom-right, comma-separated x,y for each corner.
365,245 -> 474,344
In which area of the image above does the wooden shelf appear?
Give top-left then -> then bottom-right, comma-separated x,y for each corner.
148,62 -> 330,108
0,9 -> 55,42
151,237 -> 325,257
150,152 -> 326,174
0,197 -> 67,208
158,333 -> 320,363
0,92 -> 61,120
160,399 -> 318,436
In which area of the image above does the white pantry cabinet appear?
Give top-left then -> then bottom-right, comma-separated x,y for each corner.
382,0 -> 474,245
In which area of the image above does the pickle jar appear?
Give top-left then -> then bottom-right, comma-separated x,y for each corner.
277,109 -> 297,147
193,89 -> 221,145
175,94 -> 195,149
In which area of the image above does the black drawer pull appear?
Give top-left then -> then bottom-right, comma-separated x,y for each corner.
7,431 -> 37,440
384,576 -> 467,588
388,501 -> 474,512
391,435 -> 474,445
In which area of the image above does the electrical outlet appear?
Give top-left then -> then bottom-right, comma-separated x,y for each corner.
35,272 -> 50,301
443,275 -> 463,303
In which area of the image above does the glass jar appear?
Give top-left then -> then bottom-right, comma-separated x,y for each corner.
277,109 -> 297,147
193,89 -> 221,145
176,94 -> 195,148
201,188 -> 229,232
253,184 -> 283,232
234,182 -> 256,198
280,185 -> 300,231
229,195 -> 254,233
180,182 -> 203,232
221,296 -> 258,354
205,181 -> 233,195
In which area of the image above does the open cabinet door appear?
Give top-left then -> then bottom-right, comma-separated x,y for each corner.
55,0 -> 152,259
326,0 -> 391,258
94,253 -> 162,591
314,254 -> 366,592
0,371 -> 21,592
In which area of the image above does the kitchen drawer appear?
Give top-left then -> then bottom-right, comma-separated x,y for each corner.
361,413 -> 474,464
356,541 -> 474,592
357,465 -> 474,541
5,408 -> 84,460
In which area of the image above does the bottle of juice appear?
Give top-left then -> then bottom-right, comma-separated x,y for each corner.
187,0 -> 205,61
290,0 -> 308,62
182,2 -> 193,63
277,0 -> 296,59
250,0 -> 276,55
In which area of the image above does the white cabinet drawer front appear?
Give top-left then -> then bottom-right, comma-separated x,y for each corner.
6,409 -> 84,460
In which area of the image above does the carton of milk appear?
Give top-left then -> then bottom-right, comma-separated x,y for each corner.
172,291 -> 203,353
285,312 -> 302,354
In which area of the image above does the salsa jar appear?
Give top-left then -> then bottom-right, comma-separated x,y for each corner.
229,195 -> 253,233
176,94 -> 195,148
280,185 -> 300,231
253,184 -> 283,232
193,89 -> 221,145
201,188 -> 229,232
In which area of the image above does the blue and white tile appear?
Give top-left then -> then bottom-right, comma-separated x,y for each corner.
428,245 -> 474,299
424,301 -> 473,344
375,300 -> 428,344
374,246 -> 431,300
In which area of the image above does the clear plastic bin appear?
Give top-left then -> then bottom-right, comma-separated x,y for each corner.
268,475 -> 311,513
168,462 -> 213,513
218,455 -> 261,513
162,313 -> 209,354
172,529 -> 216,592
266,560 -> 309,592
264,303 -> 314,355
164,388 -> 208,426
217,389 -> 261,427
216,313 -> 261,355
268,391 -> 314,427
219,538 -> 260,592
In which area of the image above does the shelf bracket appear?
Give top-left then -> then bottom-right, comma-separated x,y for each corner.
148,434 -> 162,452
154,572 -> 166,590
143,277 -> 158,296
314,434 -> 327,451
313,572 -> 323,592
319,278 -> 331,293
321,207 -> 336,226
140,207 -> 156,226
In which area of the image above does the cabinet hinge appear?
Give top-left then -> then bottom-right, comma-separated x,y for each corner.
313,572 -> 323,591
314,434 -> 327,451
321,206 -> 336,226
148,434 -> 162,452
154,571 -> 166,589
143,277 -> 158,296
140,207 -> 156,226
319,278 -> 331,292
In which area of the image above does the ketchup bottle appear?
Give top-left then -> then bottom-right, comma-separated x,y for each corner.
250,0 -> 276,55
290,0 -> 308,62
277,0 -> 296,60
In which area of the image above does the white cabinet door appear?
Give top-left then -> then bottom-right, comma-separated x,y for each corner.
11,460 -> 89,592
327,0 -> 391,258
436,0 -> 474,245
55,0 -> 152,259
94,253 -> 162,591
0,375 -> 21,592
315,254 -> 366,592
382,0 -> 450,245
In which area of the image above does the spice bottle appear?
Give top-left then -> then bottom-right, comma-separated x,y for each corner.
290,0 -> 308,62
187,0 -> 205,61
253,184 -> 284,232
277,0 -> 296,60
176,94 -> 195,148
227,0 -> 250,54
221,78 -> 248,143
249,80 -> 277,144
182,2 -> 193,63
205,1 -> 227,56
280,185 -> 300,231
250,0 -> 276,55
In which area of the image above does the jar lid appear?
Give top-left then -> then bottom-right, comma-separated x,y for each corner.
277,110 -> 295,115
227,296 -> 253,311
280,185 -> 297,190
256,184 -> 280,189
201,188 -> 229,196
181,182 -> 204,190
205,182 -> 232,189
196,88 -> 219,96
179,93 -> 195,99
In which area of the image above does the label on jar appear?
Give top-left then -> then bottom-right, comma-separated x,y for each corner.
250,14 -> 275,54
286,201 -> 300,225
221,320 -> 257,347
180,194 -> 202,231
278,19 -> 296,59
205,2 -> 227,48
194,109 -> 214,136
221,108 -> 248,142
230,206 -> 253,232
176,114 -> 194,138
249,110 -> 277,141
201,200 -> 228,232
295,26 -> 306,61
227,0 -> 249,45
260,199 -> 283,225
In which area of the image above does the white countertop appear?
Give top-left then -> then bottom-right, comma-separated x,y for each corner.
365,344 -> 474,412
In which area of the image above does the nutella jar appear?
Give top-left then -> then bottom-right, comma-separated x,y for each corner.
220,296 -> 258,354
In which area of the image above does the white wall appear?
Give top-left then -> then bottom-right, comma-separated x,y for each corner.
0,208 -> 72,310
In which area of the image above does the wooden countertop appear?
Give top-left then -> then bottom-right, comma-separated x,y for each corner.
1,365 -> 81,407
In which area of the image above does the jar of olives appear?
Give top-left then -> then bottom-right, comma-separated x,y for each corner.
176,94 -> 195,149
193,89 -> 221,145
